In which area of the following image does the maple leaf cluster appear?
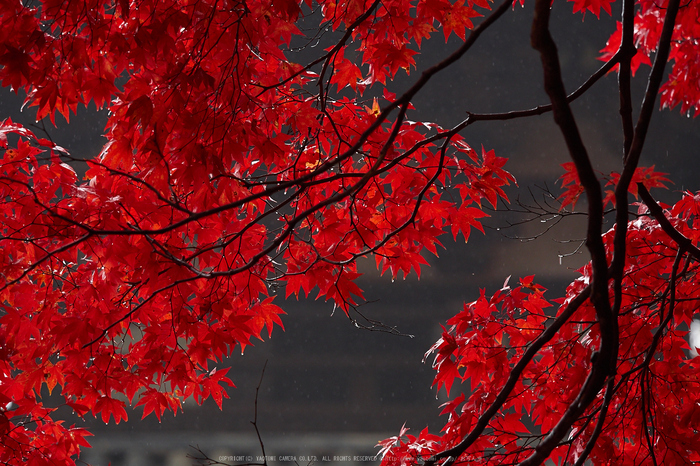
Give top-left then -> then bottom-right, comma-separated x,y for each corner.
559,161 -> 670,210
380,237 -> 700,464
0,0 -> 505,462
598,0 -> 700,116
0,0 -> 699,463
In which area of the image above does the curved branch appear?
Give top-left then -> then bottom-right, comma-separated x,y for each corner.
608,0 -> 638,327
521,0 -> 620,461
618,0 -> 636,159
611,0 -> 681,324
624,0 -> 681,169
572,377 -> 615,466
638,184 -> 700,263
466,51 -> 622,123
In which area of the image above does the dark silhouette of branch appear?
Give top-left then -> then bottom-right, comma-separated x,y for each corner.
252,361 -> 269,466
571,377 -> 615,466
465,52 -> 621,123
610,0 -> 682,323
189,362 -> 270,466
638,184 -> 700,263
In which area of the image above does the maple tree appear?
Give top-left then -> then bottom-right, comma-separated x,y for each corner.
0,0 -> 699,463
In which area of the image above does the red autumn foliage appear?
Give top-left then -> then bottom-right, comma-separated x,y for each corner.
0,0 -> 699,464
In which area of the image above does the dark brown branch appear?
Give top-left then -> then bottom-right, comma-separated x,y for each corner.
638,184 -> 700,263
188,361 -> 271,466
640,249 -> 683,465
522,0 -> 618,462
611,0 -> 681,324
618,0 -> 636,160
572,377 -> 615,466
252,361 -> 269,466
530,0 -> 611,333
466,52 -> 622,123
624,0 -> 681,170
608,0 -> 638,325
608,0 -> 681,289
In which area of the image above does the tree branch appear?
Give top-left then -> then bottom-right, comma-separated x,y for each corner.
522,0 -> 620,462
466,52 -> 621,123
638,184 -> 700,263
